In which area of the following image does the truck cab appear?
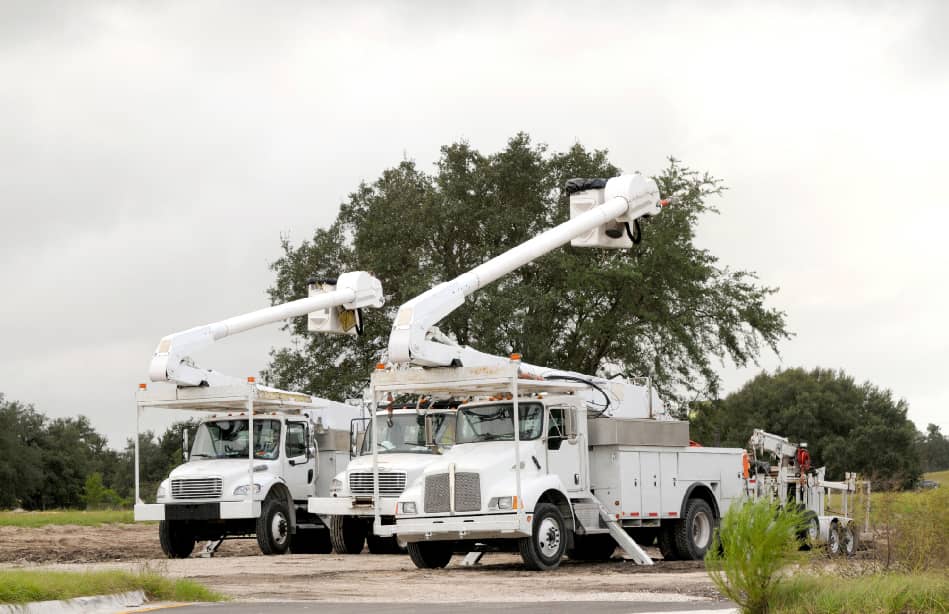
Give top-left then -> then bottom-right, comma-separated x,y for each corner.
309,405 -> 456,554
134,382 -> 359,557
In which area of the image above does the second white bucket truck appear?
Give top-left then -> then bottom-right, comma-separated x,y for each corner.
368,174 -> 746,570
134,272 -> 384,557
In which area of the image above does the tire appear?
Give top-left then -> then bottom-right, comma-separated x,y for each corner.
330,515 -> 367,554
407,541 -> 453,569
257,492 -> 292,555
566,534 -> 616,561
658,524 -> 679,561
290,528 -> 333,554
367,534 -> 405,554
519,502 -> 567,571
827,521 -> 841,555
798,512 -> 819,551
674,498 -> 715,560
158,520 -> 195,559
839,522 -> 856,557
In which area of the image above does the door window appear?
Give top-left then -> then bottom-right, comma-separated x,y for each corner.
285,422 -> 307,459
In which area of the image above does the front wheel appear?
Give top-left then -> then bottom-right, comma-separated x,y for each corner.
158,520 -> 195,559
330,516 -> 367,554
407,541 -> 453,568
257,493 -> 292,555
674,498 -> 715,560
519,503 -> 567,571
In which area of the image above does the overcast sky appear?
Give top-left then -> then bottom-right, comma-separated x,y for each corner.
1,1 -> 946,448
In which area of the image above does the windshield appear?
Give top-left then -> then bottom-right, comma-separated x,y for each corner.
190,419 -> 281,460
456,403 -> 543,443
361,412 -> 454,455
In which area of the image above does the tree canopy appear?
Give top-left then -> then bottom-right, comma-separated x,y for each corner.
689,367 -> 923,486
265,133 -> 790,412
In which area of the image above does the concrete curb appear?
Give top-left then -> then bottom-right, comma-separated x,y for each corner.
0,590 -> 146,614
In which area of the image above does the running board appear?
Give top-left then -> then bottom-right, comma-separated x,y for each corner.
598,505 -> 653,565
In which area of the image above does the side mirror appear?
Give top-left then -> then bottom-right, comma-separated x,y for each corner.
182,429 -> 190,462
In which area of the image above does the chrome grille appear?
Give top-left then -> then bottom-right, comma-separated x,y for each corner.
423,472 -> 481,513
454,472 -> 481,512
424,473 -> 450,513
349,472 -> 407,497
171,477 -> 222,500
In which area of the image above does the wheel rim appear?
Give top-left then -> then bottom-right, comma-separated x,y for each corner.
537,517 -> 562,558
842,526 -> 854,555
272,512 -> 288,546
808,518 -> 819,542
829,526 -> 839,554
692,510 -> 711,548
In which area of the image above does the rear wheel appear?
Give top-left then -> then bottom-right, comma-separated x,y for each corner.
257,492 -> 291,555
566,534 -> 616,561
407,541 -> 453,568
330,516 -> 367,554
158,520 -> 195,559
367,534 -> 405,554
674,499 -> 715,560
290,528 -> 333,554
827,521 -> 841,555
658,524 -> 679,561
519,503 -> 567,571
839,522 -> 856,557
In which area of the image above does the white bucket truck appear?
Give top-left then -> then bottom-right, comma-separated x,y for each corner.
353,174 -> 747,569
309,403 -> 457,554
134,272 -> 384,557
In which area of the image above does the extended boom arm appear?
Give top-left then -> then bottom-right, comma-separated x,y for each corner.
387,174 -> 664,368
150,271 -> 384,387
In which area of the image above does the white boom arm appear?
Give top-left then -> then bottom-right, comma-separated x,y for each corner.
748,429 -> 800,460
150,271 -> 384,387
388,174 -> 663,367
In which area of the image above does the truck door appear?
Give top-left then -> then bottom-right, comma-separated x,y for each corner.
283,421 -> 312,501
546,405 -> 584,493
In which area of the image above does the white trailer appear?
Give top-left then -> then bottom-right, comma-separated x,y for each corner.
309,405 -> 457,554
747,429 -> 862,555
135,271 -> 384,557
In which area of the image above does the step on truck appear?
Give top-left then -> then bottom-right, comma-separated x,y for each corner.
309,403 -> 457,554
134,272 -> 384,557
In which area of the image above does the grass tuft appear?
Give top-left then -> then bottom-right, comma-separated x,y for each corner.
0,510 -> 134,528
0,569 -> 224,604
768,572 -> 949,614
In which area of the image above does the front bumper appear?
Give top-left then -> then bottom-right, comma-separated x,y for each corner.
395,513 -> 529,543
308,496 -> 398,517
134,501 -> 261,521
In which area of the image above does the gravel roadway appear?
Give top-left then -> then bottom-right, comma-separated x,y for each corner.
0,523 -> 728,606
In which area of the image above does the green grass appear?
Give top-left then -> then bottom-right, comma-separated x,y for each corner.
0,569 -> 225,604
768,572 -> 949,614
0,510 -> 134,528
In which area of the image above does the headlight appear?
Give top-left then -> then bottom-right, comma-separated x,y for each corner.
488,496 -> 517,511
398,501 -> 417,515
156,486 -> 167,499
233,483 -> 261,496
330,478 -> 343,495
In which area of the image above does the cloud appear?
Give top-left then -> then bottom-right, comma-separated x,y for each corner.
1,1 -> 946,446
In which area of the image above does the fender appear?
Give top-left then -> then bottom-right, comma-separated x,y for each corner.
679,482 -> 721,519
261,478 -> 296,528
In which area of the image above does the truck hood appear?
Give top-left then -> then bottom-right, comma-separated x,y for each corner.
169,459 -> 276,483
420,441 -> 542,477
345,453 -> 439,474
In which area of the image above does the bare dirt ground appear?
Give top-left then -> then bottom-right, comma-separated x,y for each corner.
0,524 -> 723,604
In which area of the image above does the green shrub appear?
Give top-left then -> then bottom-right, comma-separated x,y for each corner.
769,572 -> 949,613
874,487 -> 949,571
0,569 -> 224,604
705,500 -> 806,614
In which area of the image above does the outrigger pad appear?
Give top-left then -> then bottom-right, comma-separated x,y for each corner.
565,178 -> 608,194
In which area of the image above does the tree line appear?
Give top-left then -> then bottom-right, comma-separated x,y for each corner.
0,392 -> 195,510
